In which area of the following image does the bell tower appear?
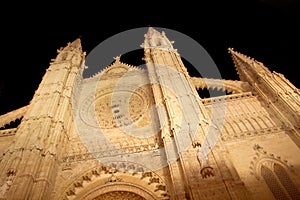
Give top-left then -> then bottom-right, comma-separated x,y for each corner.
141,28 -> 251,199
0,39 -> 85,199
142,27 -> 206,199
142,27 -> 213,199
142,27 -> 208,137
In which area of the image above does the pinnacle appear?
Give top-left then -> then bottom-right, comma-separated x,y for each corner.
145,27 -> 161,37
228,47 -> 254,63
69,38 -> 82,49
227,47 -> 234,53
228,47 -> 272,82
113,55 -> 121,64
143,27 -> 176,50
228,47 -> 250,79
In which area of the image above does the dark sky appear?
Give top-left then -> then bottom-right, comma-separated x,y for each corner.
0,0 -> 299,115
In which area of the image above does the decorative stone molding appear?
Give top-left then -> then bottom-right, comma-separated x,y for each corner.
62,142 -> 161,165
77,182 -> 158,200
249,144 -> 294,180
86,56 -> 144,80
201,92 -> 253,105
0,128 -> 17,137
221,126 -> 286,142
61,162 -> 169,199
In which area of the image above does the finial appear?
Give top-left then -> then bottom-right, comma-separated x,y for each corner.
228,47 -> 234,53
113,55 -> 121,63
68,38 -> 82,49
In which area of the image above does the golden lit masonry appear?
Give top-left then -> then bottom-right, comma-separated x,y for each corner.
0,28 -> 300,200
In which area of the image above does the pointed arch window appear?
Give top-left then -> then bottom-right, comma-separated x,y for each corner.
261,165 -> 289,200
273,163 -> 300,199
261,164 -> 300,200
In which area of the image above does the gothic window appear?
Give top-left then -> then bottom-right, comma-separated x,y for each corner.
261,165 -> 289,200
274,163 -> 300,199
261,164 -> 300,200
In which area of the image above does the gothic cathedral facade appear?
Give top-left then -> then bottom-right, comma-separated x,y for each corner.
0,28 -> 300,199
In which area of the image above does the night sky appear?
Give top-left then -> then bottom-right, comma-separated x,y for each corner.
0,0 -> 299,115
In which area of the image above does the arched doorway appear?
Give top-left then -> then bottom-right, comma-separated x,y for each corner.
77,182 -> 157,200
60,163 -> 169,200
93,191 -> 145,200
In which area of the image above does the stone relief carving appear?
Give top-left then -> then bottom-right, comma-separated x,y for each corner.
250,144 -> 294,180
61,161 -> 169,199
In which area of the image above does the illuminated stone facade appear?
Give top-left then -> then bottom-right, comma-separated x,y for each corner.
0,28 -> 300,199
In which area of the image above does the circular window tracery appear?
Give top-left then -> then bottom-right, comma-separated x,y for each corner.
95,86 -> 150,129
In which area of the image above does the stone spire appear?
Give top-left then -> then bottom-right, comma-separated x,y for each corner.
66,38 -> 82,50
53,38 -> 84,64
228,48 -> 269,82
141,27 -> 175,51
2,37 -> 85,199
228,48 -> 300,130
146,27 -> 161,37
142,27 -> 211,199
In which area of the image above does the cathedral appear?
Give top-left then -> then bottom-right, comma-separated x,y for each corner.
0,27 -> 300,200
